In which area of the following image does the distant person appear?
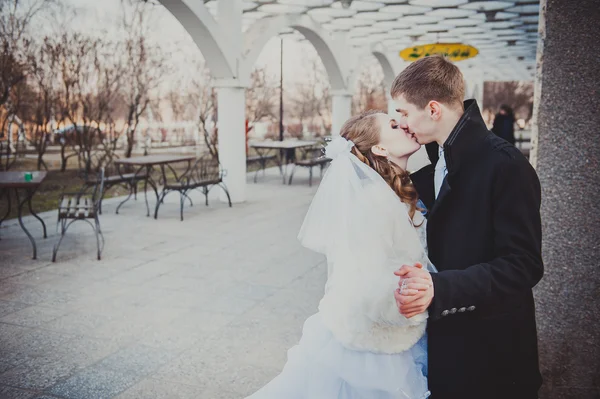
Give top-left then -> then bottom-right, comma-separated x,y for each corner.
491,104 -> 516,145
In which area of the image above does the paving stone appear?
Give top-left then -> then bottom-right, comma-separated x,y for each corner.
0,300 -> 30,318
94,343 -> 178,377
115,378 -> 205,399
0,354 -> 82,390
47,366 -> 139,399
0,305 -> 68,328
0,385 -> 37,399
0,351 -> 33,374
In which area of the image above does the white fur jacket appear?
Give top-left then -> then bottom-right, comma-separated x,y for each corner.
317,183 -> 430,354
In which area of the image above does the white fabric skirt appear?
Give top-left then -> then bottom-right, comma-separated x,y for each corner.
247,313 -> 430,399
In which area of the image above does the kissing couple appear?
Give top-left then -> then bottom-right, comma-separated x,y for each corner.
247,55 -> 544,399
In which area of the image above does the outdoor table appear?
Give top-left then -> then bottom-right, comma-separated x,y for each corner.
114,154 -> 196,218
0,171 -> 48,259
249,140 -> 318,184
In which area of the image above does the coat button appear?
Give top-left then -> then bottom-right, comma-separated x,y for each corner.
467,306 -> 476,311
450,308 -> 457,314
458,307 -> 466,313
441,310 -> 449,316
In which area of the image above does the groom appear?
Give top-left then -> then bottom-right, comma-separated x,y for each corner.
391,55 -> 543,399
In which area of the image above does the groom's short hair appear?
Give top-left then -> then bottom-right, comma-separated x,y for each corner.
390,55 -> 465,110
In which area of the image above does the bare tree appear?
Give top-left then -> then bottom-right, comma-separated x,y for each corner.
168,61 -> 218,158
120,0 -> 168,158
246,67 -> 278,134
288,57 -> 331,136
0,0 -> 46,108
191,66 -> 218,159
56,33 -> 122,173
352,61 -> 387,115
0,0 -> 60,155
18,36 -> 65,170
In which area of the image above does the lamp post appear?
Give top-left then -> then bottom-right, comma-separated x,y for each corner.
279,37 -> 284,142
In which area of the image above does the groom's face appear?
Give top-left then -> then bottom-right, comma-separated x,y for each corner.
393,94 -> 437,145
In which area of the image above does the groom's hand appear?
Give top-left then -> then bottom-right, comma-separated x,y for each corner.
394,264 -> 434,318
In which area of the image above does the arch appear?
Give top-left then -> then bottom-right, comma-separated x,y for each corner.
240,14 -> 349,90
157,0 -> 236,79
347,44 -> 399,91
372,51 -> 396,89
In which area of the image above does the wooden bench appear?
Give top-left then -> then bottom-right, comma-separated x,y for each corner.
53,168 -> 105,262
156,154 -> 232,221
80,161 -> 148,215
288,146 -> 331,187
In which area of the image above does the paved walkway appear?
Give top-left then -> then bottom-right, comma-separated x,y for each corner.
0,167 -> 327,398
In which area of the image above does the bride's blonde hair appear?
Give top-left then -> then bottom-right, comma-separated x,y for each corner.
340,110 -> 421,222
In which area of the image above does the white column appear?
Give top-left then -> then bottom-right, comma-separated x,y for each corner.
387,92 -> 398,117
464,70 -> 484,106
331,91 -> 352,136
216,83 -> 246,203
472,73 -> 484,107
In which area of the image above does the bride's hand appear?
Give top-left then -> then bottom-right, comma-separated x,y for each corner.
393,264 -> 434,318
394,263 -> 431,295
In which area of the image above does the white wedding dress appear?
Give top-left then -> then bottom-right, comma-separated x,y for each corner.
247,137 -> 433,399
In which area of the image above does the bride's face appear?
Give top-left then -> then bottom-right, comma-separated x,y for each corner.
374,113 -> 421,159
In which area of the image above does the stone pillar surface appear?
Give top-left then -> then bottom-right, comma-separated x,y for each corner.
532,0 -> 600,398
216,85 -> 246,203
331,91 -> 352,136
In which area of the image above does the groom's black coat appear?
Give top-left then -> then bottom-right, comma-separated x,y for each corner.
410,100 -> 543,399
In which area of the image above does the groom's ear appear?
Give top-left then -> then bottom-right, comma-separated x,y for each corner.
428,101 -> 442,121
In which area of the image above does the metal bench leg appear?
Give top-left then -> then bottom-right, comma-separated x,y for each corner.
309,167 -> 314,187
288,165 -> 297,185
0,189 -> 11,240
52,235 -> 64,262
218,183 -> 232,207
94,216 -> 103,260
116,184 -> 134,214
254,165 -> 260,183
179,191 -> 186,221
98,185 -> 107,215
52,218 -> 75,262
154,190 -> 166,220
204,187 -> 209,206
183,192 -> 193,207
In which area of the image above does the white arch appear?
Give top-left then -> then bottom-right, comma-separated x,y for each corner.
158,0 -> 237,79
372,51 -> 396,89
347,44 -> 401,91
241,14 -> 349,90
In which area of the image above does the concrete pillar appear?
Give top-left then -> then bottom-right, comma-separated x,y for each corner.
331,91 -> 352,136
531,0 -> 600,397
216,83 -> 246,203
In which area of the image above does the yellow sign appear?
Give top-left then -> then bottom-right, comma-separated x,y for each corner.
399,43 -> 478,62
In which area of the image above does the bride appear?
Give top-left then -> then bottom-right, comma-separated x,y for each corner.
247,110 -> 435,399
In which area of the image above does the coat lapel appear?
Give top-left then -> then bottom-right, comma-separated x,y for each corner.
429,176 -> 451,218
410,164 -> 435,213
